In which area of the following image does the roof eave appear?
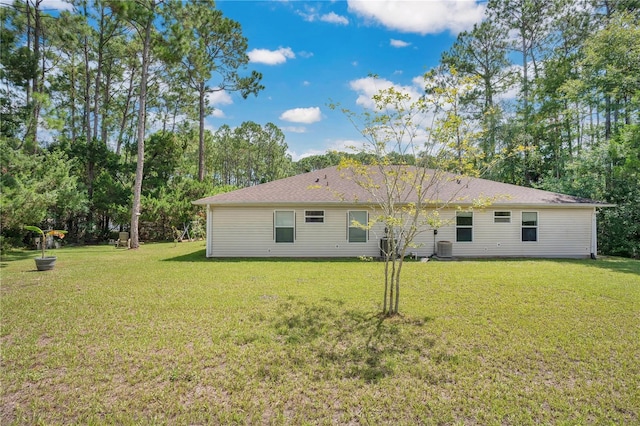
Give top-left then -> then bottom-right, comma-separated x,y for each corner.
193,200 -> 615,208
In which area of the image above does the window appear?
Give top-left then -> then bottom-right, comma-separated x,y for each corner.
305,210 -> 324,223
274,211 -> 295,243
456,211 -> 473,242
494,211 -> 511,223
348,211 -> 367,243
522,212 -> 538,242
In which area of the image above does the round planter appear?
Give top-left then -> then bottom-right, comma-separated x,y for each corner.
34,256 -> 57,271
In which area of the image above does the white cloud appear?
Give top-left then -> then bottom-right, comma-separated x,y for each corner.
348,75 -> 439,148
204,90 -> 232,118
282,126 -> 308,133
289,139 -> 363,162
390,39 -> 411,48
320,12 -> 349,25
206,90 -> 233,106
279,107 -> 322,124
296,6 -> 318,22
40,0 -> 73,11
328,139 -> 366,154
210,109 -> 226,119
411,74 -> 426,88
297,8 -> 349,25
347,0 -> 484,35
349,76 -> 422,109
248,47 -> 295,65
302,81 -> 311,87
288,149 -> 325,162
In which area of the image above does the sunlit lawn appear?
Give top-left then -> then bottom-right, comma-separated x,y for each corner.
1,242 -> 639,424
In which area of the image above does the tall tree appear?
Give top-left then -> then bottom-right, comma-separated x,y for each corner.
169,0 -> 263,182
210,121 -> 291,187
424,66 -> 484,175
488,0 -> 555,183
0,0 -> 53,151
441,20 -> 514,160
108,0 -> 164,249
578,10 -> 640,138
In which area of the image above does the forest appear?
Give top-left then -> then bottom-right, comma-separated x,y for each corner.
1,0 -> 638,257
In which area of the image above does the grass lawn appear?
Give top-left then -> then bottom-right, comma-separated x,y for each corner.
1,242 -> 639,424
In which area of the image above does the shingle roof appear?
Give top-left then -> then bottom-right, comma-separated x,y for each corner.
193,166 -> 611,207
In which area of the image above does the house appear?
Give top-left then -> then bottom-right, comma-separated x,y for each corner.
193,165 -> 612,259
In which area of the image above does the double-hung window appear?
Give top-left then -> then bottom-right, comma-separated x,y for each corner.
522,212 -> 538,242
348,211 -> 368,243
274,211 -> 295,243
456,211 -> 473,242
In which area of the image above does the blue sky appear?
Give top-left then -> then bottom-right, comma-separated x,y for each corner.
212,1 -> 487,160
31,0 -> 488,160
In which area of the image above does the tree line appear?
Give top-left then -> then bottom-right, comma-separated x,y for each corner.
1,0 -> 269,246
434,0 -> 640,257
1,0 -> 638,257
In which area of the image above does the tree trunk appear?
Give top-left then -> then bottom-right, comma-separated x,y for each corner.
24,0 -> 42,151
383,259 -> 389,314
198,81 -> 206,182
116,65 -> 136,155
93,7 -> 105,143
130,9 -> 154,249
101,71 -> 111,145
605,95 -> 612,140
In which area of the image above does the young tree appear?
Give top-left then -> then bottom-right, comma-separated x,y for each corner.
332,73 -> 491,316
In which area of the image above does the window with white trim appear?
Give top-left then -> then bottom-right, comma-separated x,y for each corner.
348,211 -> 367,243
522,212 -> 538,242
456,211 -> 473,242
274,211 -> 295,243
494,211 -> 511,223
305,210 -> 324,223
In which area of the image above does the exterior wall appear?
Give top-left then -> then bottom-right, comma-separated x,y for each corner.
207,205 -> 392,258
205,205 -> 595,258
434,208 -> 595,258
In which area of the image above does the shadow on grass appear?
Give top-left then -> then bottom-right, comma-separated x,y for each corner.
267,297 -> 437,383
448,256 -> 640,277
0,250 -> 37,268
541,257 -> 640,277
581,257 -> 640,276
162,249 -> 365,263
164,250 -> 639,280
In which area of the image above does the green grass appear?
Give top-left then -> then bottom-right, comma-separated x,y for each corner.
1,242 -> 639,424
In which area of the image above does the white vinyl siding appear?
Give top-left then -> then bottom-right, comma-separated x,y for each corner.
205,207 -> 214,257
205,205 -> 594,258
437,208 -> 593,258
207,206 -> 385,257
